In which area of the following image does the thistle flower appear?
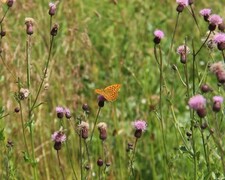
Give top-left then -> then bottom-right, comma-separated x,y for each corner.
132,120 -> 147,138
52,130 -> 66,150
212,96 -> 223,112
177,45 -> 190,64
7,0 -> 14,7
208,14 -> 223,31
210,61 -> 225,83
19,88 -> 30,100
56,106 -> 64,119
97,122 -> 107,140
200,84 -> 212,93
25,17 -> 34,35
49,2 -> 57,16
64,108 -> 71,119
98,95 -> 106,108
176,0 -> 188,12
199,8 -> 211,22
82,103 -> 90,113
213,33 -> 225,50
50,23 -> 59,36
97,158 -> 104,167
78,121 -> 89,139
153,29 -> 164,44
188,95 -> 207,118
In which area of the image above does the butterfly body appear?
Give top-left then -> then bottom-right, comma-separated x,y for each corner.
95,84 -> 121,101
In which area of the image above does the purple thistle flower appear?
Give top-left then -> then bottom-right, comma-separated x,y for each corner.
176,0 -> 188,7
64,108 -> 71,119
49,2 -> 57,16
51,131 -> 66,143
199,9 -> 211,17
56,106 -> 64,119
132,120 -> 147,132
209,14 -> 223,26
213,33 -> 225,44
188,95 -> 206,110
154,30 -> 164,39
213,96 -> 223,103
177,45 -> 190,64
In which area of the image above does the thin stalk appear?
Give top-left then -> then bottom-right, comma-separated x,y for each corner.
192,40 -> 196,94
90,107 -> 101,142
84,140 -> 90,165
130,138 -> 138,176
98,167 -> 101,180
200,129 -> 210,172
195,31 -> 211,57
170,13 -> 180,51
190,112 -> 197,180
79,130 -> 83,180
26,35 -> 38,180
0,7 -> 9,24
184,63 -> 190,98
222,50 -> 225,63
30,36 -> 54,112
188,5 -> 200,32
57,150 -> 65,180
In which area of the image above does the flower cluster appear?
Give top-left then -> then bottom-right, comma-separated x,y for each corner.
56,106 -> 71,119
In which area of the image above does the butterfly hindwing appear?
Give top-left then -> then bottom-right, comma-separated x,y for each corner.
95,84 -> 121,101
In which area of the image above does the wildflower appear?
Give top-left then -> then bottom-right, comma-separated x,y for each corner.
98,95 -> 106,108
14,107 -> 20,113
78,121 -> 89,139
82,103 -> 90,113
97,122 -> 107,141
52,130 -> 66,150
132,120 -> 147,138
97,158 -> 104,167
19,88 -> 30,100
153,29 -> 164,44
25,17 -> 34,35
64,108 -> 71,119
50,23 -> 59,36
49,2 -> 57,16
177,45 -> 190,64
213,33 -> 225,50
210,61 -> 225,83
200,84 -> 212,93
7,0 -> 14,7
208,14 -> 223,31
188,95 -> 207,118
176,0 -> 188,12
212,96 -> 223,112
188,0 -> 194,5
199,8 -> 211,22
219,22 -> 225,32
56,106 -> 64,119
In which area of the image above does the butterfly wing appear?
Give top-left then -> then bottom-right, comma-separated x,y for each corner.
95,84 -> 121,102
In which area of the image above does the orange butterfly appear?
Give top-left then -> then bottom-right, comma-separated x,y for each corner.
95,84 -> 121,102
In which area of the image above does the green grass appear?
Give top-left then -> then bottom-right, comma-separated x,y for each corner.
0,0 -> 225,179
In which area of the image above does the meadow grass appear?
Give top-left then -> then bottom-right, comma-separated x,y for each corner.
0,0 -> 225,179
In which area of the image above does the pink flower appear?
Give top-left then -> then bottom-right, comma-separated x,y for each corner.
213,96 -> 223,103
208,14 -> 223,25
132,120 -> 147,131
188,95 -> 206,110
199,9 -> 211,16
64,108 -> 71,119
177,45 -> 190,55
51,131 -> 66,143
213,33 -> 225,44
56,106 -> 64,113
176,0 -> 188,7
154,29 -> 164,39
210,61 -> 225,74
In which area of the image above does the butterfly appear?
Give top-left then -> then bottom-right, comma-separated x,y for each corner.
95,84 -> 121,102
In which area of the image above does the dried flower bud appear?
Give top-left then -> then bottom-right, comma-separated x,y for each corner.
19,88 -> 30,100
97,122 -> 107,141
201,84 -> 212,93
51,23 -> 59,36
7,0 -> 14,7
78,121 -> 89,139
14,107 -> 20,113
97,158 -> 104,167
201,122 -> 208,130
0,31 -> 6,37
25,17 -> 34,35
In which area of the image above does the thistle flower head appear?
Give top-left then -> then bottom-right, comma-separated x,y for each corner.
19,88 -> 30,100
64,108 -> 71,119
208,14 -> 223,26
210,61 -> 225,74
132,120 -> 147,132
177,45 -> 190,55
97,122 -> 107,130
199,8 -> 211,17
176,0 -> 188,7
213,96 -> 224,103
154,30 -> 164,39
213,33 -> 225,44
51,131 -> 66,143
188,94 -> 206,110
78,121 -> 90,130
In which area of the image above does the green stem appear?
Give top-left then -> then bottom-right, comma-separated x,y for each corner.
30,36 -> 54,112
195,31 -> 211,57
79,129 -> 83,180
0,7 -> 9,24
57,150 -> 65,180
90,107 -> 101,142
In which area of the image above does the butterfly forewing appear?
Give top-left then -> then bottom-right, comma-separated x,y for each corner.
95,84 -> 121,101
